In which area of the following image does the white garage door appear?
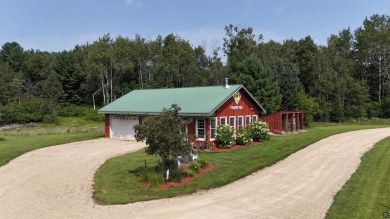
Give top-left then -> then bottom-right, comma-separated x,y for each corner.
110,115 -> 139,140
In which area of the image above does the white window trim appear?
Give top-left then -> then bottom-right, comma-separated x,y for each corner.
210,117 -> 217,141
238,116 -> 244,130
252,115 -> 258,123
229,116 -> 236,133
220,116 -> 227,126
245,115 -> 251,127
196,119 -> 205,141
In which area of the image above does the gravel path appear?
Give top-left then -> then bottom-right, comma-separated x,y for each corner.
1,128 -> 390,219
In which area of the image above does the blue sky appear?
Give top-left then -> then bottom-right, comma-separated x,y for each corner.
1,0 -> 389,57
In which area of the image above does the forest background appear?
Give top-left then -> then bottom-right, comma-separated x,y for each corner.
0,14 -> 389,126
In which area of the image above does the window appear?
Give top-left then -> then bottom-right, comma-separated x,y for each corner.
238,116 -> 244,130
245,115 -> 251,127
252,115 -> 258,123
196,119 -> 205,140
210,118 -> 217,140
220,117 -> 227,125
229,116 -> 236,131
180,123 -> 188,134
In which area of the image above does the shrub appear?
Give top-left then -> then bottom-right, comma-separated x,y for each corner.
0,137 -> 5,141
215,125 -> 235,148
197,159 -> 210,168
249,121 -> 270,142
184,169 -> 196,177
235,128 -> 252,145
169,169 -> 184,182
84,108 -> 104,122
189,162 -> 201,173
58,105 -> 87,117
5,98 -> 45,124
42,113 -> 60,125
140,170 -> 164,187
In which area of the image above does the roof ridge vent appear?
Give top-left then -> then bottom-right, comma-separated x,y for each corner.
224,78 -> 230,89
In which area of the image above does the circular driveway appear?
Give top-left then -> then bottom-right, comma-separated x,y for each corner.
1,128 -> 390,218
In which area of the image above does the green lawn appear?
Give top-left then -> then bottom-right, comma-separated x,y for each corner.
0,132 -> 103,167
326,137 -> 390,219
93,125 -> 390,205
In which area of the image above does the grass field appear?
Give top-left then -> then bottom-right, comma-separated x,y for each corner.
0,117 -> 103,136
326,137 -> 390,219
93,124 -> 390,205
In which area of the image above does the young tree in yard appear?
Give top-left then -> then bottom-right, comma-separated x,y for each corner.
134,104 -> 191,169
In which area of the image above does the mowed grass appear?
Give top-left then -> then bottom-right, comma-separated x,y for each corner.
0,132 -> 103,167
93,125 -> 390,205
326,137 -> 390,219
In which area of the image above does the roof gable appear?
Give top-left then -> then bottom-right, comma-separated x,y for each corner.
98,85 -> 265,116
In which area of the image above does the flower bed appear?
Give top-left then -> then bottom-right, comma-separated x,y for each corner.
211,141 -> 261,152
140,164 -> 215,189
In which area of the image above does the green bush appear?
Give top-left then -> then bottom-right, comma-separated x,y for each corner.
169,169 -> 184,182
235,128 -> 252,145
42,113 -> 60,125
197,159 -> 210,168
0,137 -> 5,141
5,98 -> 45,124
248,121 -> 270,142
58,105 -> 104,122
184,169 -> 196,177
189,162 -> 201,173
140,171 -> 164,187
215,125 -> 235,148
58,105 -> 87,117
84,108 -> 104,122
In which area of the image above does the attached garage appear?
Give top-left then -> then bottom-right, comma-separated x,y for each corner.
109,115 -> 139,140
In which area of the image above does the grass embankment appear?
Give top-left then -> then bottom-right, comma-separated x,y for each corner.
0,132 -> 103,167
326,137 -> 390,219
0,117 -> 103,136
93,125 -> 390,205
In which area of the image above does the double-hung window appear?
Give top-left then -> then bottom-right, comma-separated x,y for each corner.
252,115 -> 258,123
245,115 -> 251,127
238,116 -> 244,130
229,116 -> 236,132
210,118 -> 217,140
196,119 -> 205,140
220,117 -> 227,126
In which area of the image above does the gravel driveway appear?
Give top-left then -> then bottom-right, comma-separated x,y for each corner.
1,128 -> 390,219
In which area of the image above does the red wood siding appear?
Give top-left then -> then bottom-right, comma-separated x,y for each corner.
104,114 -> 110,138
187,89 -> 262,146
214,90 -> 259,131
261,111 -> 304,134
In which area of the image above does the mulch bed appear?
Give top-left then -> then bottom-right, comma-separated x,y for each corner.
141,164 -> 215,189
210,141 -> 262,152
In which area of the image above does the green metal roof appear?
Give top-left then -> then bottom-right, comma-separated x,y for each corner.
98,84 -> 266,116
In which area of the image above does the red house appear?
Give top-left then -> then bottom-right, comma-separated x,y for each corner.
98,83 -> 266,145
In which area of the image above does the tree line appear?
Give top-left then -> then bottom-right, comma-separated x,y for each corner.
0,14 -> 389,125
